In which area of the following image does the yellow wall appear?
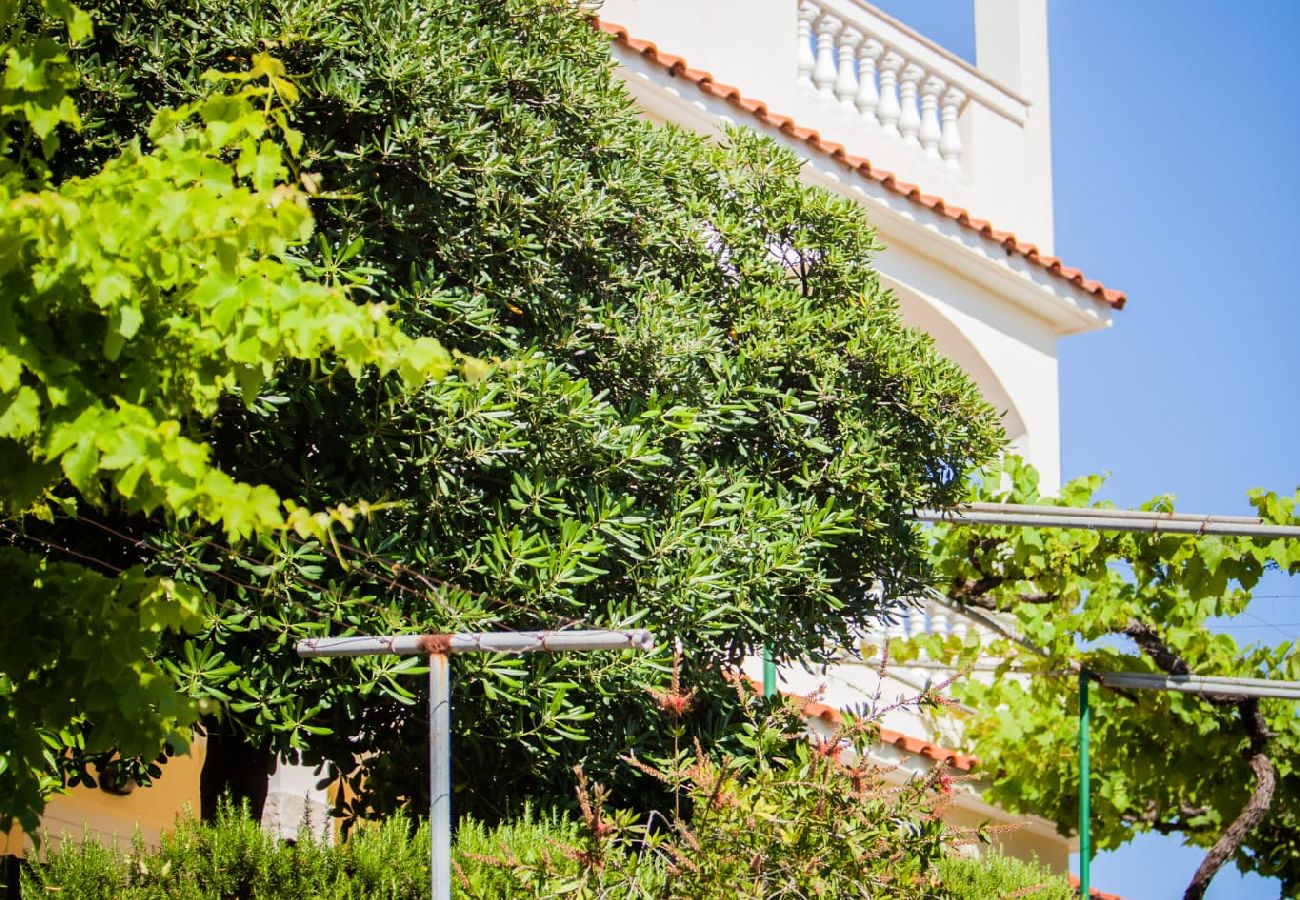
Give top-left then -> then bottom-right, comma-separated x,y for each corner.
944,804 -> 1069,872
3,739 -> 206,859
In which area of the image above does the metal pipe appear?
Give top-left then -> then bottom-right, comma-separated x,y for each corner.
1079,671 -> 1092,898
953,502 -> 1265,526
1099,672 -> 1300,700
297,629 -> 654,659
299,628 -> 654,900
914,508 -> 1300,539
832,658 -> 1300,698
297,634 -> 429,657
429,654 -> 451,900
446,630 -> 654,654
762,645 -> 777,698
834,655 -> 1072,676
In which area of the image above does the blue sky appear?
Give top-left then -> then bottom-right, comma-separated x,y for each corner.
870,2 -> 1299,898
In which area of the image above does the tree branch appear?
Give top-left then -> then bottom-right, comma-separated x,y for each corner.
947,576 -> 1056,611
1182,700 -> 1277,900
1123,619 -> 1191,677
1120,800 -> 1213,835
948,575 -> 1003,609
1115,618 -> 1280,899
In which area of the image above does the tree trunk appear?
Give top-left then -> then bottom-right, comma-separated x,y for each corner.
1182,704 -> 1277,900
199,724 -> 274,822
3,854 -> 20,900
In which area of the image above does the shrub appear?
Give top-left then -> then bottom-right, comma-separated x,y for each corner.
25,801 -> 1073,899
24,800 -> 428,899
938,853 -> 1074,900
453,693 -> 968,898
23,801 -> 629,899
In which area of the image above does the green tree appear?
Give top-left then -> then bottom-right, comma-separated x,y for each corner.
18,0 -> 1003,823
0,2 -> 453,832
919,457 -> 1300,899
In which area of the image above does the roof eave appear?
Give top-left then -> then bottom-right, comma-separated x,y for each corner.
608,33 -> 1122,334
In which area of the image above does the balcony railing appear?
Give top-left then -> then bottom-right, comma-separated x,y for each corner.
879,598 -> 974,641
796,0 -> 1028,174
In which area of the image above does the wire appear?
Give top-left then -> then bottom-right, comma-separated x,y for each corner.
1216,622 -> 1300,629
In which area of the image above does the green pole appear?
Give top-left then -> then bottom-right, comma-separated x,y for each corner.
1079,670 -> 1092,898
762,644 -> 777,698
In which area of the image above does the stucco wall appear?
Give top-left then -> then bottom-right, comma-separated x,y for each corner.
598,0 -> 1056,250
3,741 -> 205,858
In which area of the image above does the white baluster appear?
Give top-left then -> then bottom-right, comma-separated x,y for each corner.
898,63 -> 923,147
952,615 -> 970,641
835,26 -> 863,112
919,76 -> 944,159
813,14 -> 842,101
797,2 -> 818,91
877,51 -> 903,136
940,86 -> 966,170
887,615 -> 906,642
855,38 -> 883,124
929,604 -> 950,636
907,609 -> 923,638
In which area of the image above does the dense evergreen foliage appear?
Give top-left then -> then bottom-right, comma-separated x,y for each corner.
4,0 -> 1002,826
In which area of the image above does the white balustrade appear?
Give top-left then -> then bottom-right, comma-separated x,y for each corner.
855,38 -> 882,121
868,599 -> 982,644
790,0 -> 1022,174
797,2 -> 818,90
898,63 -> 923,147
877,52 -> 902,136
835,27 -> 863,112
919,76 -> 944,159
940,87 -> 965,169
929,605 -> 950,636
813,14 -> 842,101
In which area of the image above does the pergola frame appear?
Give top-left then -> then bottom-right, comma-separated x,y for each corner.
297,629 -> 655,900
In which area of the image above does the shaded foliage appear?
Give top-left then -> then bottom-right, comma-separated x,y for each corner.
11,0 -> 1003,823
0,1 -> 450,832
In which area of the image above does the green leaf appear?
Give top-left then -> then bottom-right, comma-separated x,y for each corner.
0,386 -> 40,438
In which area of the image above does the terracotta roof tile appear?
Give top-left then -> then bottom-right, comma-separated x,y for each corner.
800,697 -> 980,772
595,19 -> 1126,310
734,675 -> 979,772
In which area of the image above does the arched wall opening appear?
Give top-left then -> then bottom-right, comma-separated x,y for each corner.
889,284 -> 1029,456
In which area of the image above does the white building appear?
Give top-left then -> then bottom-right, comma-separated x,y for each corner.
596,0 -> 1125,874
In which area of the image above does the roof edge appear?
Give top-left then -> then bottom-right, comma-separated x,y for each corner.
594,18 -> 1126,311
735,673 -> 979,772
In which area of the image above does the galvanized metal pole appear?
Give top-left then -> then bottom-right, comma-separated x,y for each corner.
298,629 -> 654,658
930,502 -> 1266,526
1098,671 -> 1300,699
913,505 -> 1300,540
297,629 -> 653,900
1079,670 -> 1092,898
429,653 -> 451,900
